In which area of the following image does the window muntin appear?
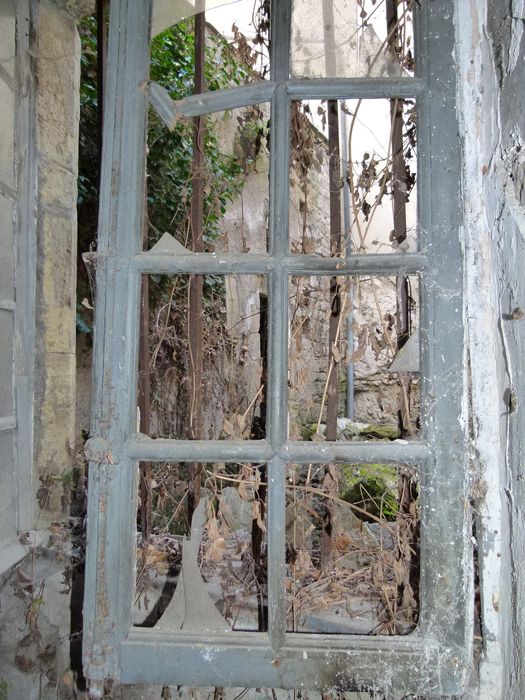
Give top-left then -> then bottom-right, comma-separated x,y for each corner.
83,1 -> 470,696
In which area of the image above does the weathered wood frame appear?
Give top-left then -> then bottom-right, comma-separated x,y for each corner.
83,1 -> 471,696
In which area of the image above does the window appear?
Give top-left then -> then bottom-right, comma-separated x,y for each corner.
83,1 -> 471,696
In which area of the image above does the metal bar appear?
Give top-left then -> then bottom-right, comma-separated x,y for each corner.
286,77 -> 426,100
259,0 -> 291,653
148,80 -> 277,126
267,456 -> 286,652
339,104 -> 355,419
138,222 -> 152,540
322,92 -> 343,569
124,436 -> 430,466
325,99 -> 343,442
125,437 -> 275,463
268,86 -> 291,259
267,267 -> 288,450
188,10 -> 206,517
270,2 -> 292,84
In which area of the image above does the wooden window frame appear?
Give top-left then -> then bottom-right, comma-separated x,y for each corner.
83,1 -> 472,696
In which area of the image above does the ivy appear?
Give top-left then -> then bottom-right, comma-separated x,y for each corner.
77,15 -> 254,330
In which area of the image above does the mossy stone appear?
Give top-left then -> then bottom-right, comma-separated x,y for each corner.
341,475 -> 398,522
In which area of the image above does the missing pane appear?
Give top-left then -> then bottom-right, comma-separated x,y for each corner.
285,462 -> 419,635
288,275 -> 420,441
146,101 -> 270,255
151,1 -> 270,96
134,461 -> 268,632
291,0 -> 416,79
289,98 -> 417,257
142,274 -> 267,440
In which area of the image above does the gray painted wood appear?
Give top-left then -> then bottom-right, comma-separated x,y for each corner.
83,0 -> 153,689
83,0 -> 472,694
134,251 -> 425,275
148,79 -> 277,123
14,0 -> 38,532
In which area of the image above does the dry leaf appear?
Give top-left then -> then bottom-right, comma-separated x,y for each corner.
252,500 -> 266,532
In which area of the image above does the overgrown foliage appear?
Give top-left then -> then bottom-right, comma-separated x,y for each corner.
76,16 -> 255,331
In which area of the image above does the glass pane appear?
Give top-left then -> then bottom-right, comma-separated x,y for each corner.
285,462 -> 419,635
291,0 -> 416,79
151,0 -> 269,96
146,102 -> 270,254
288,275 -> 420,440
134,461 -> 268,632
290,98 -> 417,256
141,274 -> 267,440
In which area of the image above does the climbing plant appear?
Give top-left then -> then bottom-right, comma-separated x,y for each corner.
76,16 -> 253,331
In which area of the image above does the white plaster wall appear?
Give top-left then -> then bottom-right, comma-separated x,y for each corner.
456,1 -> 525,697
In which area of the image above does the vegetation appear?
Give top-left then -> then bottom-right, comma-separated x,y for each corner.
76,16 -> 255,331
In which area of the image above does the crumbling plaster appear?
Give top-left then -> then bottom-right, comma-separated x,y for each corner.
456,1 -> 525,698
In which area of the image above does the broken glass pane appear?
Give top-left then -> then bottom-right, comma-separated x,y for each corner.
291,0 -> 416,79
285,461 -> 419,635
134,461 -> 268,632
289,98 -> 417,257
146,102 -> 270,254
288,275 -> 420,441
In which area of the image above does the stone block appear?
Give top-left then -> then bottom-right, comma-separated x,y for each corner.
36,3 -> 80,170
55,0 -> 95,18
34,352 -> 76,515
38,212 -> 77,355
39,157 -> 78,212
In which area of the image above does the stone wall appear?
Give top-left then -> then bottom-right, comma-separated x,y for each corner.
33,0 -> 83,522
0,2 -> 88,697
